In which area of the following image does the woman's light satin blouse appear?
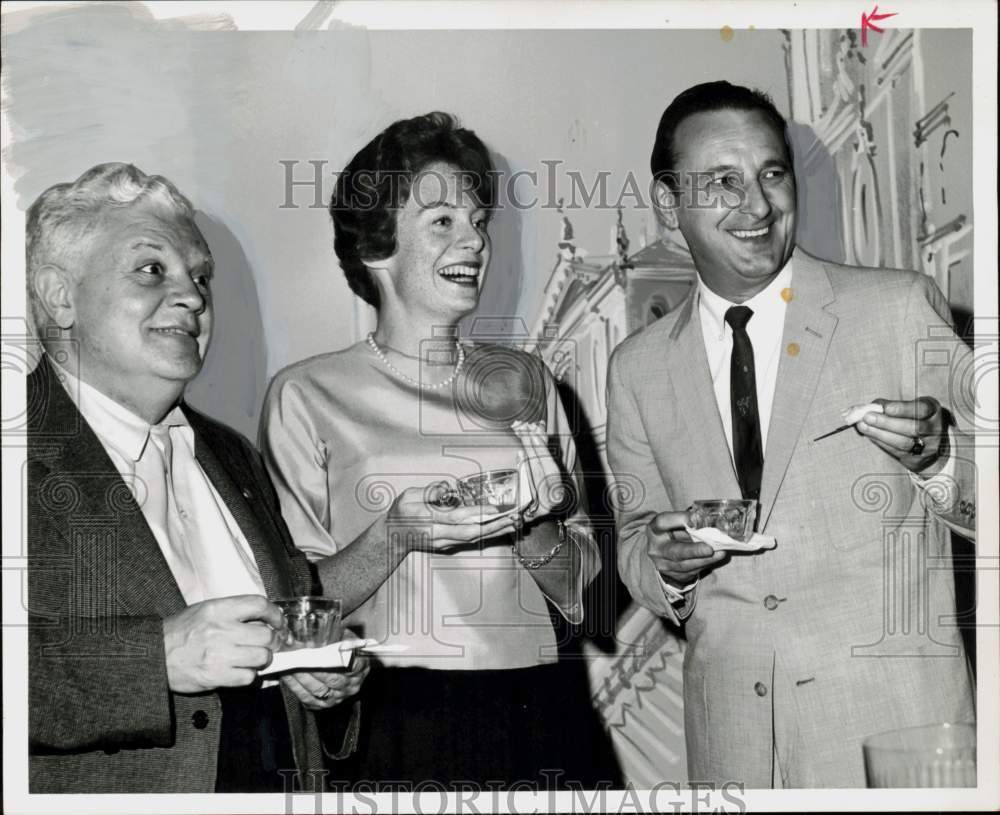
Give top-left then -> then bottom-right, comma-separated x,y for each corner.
260,341 -> 599,670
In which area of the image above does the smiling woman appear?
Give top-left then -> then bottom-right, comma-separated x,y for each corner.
260,112 -> 620,790
367,159 -> 491,332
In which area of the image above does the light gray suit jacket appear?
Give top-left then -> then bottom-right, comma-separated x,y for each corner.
607,249 -> 976,787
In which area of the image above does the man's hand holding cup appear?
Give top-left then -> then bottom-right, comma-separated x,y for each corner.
646,509 -> 726,588
163,594 -> 285,694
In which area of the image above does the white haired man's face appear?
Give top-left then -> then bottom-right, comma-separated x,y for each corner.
62,199 -> 214,406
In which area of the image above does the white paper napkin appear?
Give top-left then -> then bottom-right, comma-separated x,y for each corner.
842,401 -> 884,426
259,638 -> 406,676
684,526 -> 777,553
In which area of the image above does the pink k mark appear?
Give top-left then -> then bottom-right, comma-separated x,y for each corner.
861,5 -> 898,47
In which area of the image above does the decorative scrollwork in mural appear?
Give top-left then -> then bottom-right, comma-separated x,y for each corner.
914,92 -> 954,148
914,91 -> 957,238
850,152 -> 883,267
848,85 -> 884,267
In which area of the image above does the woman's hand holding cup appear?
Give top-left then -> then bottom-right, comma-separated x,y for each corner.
386,481 -> 519,552
511,420 -> 568,523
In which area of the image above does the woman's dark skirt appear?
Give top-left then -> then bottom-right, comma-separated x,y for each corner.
322,661 -> 622,791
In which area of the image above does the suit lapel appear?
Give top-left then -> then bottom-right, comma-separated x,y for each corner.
185,413 -> 292,599
758,250 -> 839,529
31,358 -> 186,618
666,290 -> 742,498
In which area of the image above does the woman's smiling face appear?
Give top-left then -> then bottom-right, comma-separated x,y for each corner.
376,161 -> 492,323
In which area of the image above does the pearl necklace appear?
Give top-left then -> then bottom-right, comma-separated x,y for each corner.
366,333 -> 465,390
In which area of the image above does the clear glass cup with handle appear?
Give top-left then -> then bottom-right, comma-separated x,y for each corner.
863,722 -> 976,787
275,596 -> 342,651
457,468 -> 520,513
688,499 -> 757,542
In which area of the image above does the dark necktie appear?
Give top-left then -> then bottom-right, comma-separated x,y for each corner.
725,305 -> 763,501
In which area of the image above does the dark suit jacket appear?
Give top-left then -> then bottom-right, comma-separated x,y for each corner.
27,356 -> 324,793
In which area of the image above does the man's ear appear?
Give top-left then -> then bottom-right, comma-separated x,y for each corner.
652,180 -> 679,232
33,265 -> 76,330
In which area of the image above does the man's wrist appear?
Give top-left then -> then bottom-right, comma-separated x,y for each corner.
662,573 -> 697,591
913,425 -> 952,479
513,518 -> 565,569
911,407 -> 953,477
659,572 -> 699,604
516,517 -> 562,553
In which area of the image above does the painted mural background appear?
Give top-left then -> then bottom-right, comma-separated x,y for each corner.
2,3 -> 979,790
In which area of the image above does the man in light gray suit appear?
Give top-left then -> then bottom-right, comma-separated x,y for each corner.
607,82 -> 977,788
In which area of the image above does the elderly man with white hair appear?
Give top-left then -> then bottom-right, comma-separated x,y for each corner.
25,163 -> 365,793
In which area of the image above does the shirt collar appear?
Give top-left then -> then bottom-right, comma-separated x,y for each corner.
48,356 -> 190,461
697,258 -> 795,339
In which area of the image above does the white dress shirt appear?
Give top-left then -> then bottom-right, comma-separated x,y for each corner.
696,260 -> 957,493
51,358 -> 267,605
656,264 -> 792,604
697,261 -> 793,459
659,260 -> 958,605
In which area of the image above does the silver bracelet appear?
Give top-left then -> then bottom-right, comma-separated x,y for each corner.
512,519 -> 565,569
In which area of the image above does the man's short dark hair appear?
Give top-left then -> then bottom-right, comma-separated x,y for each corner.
650,81 -> 790,189
330,111 -> 496,309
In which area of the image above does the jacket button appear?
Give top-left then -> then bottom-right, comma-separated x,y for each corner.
754,682 -> 768,697
192,710 -> 209,729
242,487 -> 253,500
763,595 -> 780,611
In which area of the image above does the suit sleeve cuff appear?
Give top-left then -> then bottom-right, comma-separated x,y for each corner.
910,426 -> 959,509
547,521 -> 596,625
656,572 -> 699,620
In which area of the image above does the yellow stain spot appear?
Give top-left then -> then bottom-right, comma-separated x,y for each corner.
720,25 -> 734,42
781,287 -> 794,303
787,342 -> 800,357
749,24 -> 756,30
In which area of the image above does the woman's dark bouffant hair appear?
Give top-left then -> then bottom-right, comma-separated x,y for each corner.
330,112 -> 496,309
